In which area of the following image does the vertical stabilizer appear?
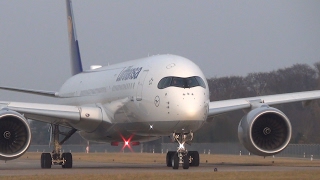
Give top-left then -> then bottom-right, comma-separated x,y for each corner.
66,0 -> 83,75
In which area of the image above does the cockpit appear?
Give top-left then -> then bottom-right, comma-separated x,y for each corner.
158,76 -> 206,89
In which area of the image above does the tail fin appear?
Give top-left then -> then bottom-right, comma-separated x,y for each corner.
66,0 -> 83,75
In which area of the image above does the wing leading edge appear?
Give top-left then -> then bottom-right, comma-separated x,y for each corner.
208,90 -> 320,117
0,86 -> 58,97
0,101 -> 105,133
0,97 -> 131,132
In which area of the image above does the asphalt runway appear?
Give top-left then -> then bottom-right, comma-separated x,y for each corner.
1,159 -> 320,176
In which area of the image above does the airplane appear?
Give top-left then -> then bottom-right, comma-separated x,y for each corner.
1,0 -> 320,170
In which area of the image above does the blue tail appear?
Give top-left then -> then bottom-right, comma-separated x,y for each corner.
66,0 -> 83,75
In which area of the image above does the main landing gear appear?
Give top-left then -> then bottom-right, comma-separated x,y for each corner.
41,125 -> 77,169
166,132 -> 199,169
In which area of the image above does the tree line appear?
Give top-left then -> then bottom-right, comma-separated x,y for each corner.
30,62 -> 320,145
194,62 -> 320,143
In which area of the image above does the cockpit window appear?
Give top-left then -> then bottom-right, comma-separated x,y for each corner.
158,76 -> 206,89
195,76 -> 206,88
157,77 -> 172,89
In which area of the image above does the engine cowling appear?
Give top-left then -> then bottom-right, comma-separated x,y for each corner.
0,109 -> 31,160
238,106 -> 292,156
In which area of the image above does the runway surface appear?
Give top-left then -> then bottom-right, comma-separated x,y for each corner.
1,159 -> 319,176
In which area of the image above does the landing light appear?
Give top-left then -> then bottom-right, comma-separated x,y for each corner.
179,143 -> 185,150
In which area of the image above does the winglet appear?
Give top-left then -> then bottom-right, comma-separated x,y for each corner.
66,0 -> 83,75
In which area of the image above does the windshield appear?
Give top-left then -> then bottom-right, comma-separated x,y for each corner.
158,76 -> 206,89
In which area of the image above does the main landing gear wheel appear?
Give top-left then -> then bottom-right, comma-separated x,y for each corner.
41,153 -> 52,169
172,153 -> 179,169
62,152 -> 73,168
166,151 -> 176,167
40,124 -> 76,169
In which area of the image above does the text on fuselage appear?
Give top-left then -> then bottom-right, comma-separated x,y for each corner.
116,66 -> 143,81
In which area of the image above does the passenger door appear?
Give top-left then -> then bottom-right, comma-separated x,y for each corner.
136,70 -> 149,101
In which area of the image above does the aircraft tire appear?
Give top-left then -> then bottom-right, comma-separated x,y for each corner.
41,153 -> 52,169
172,153 -> 179,169
193,151 -> 200,166
189,151 -> 200,167
166,151 -> 175,167
62,152 -> 73,168
182,154 -> 190,169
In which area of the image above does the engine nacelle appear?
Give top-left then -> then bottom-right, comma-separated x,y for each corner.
0,109 -> 31,160
238,106 -> 291,156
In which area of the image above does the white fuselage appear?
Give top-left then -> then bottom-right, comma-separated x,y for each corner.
58,55 -> 210,143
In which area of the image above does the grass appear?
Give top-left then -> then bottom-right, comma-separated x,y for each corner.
1,152 -> 320,180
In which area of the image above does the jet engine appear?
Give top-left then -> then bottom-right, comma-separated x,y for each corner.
238,106 -> 291,156
0,109 -> 31,160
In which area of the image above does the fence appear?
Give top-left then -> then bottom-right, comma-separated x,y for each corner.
28,143 -> 320,159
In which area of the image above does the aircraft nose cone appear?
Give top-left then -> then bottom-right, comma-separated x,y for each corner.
183,103 -> 204,118
177,94 -> 208,120
187,104 -> 207,120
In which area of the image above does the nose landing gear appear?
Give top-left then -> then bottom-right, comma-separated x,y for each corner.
166,132 -> 200,169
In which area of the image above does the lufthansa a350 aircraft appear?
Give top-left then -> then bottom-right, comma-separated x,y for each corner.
1,0 -> 320,170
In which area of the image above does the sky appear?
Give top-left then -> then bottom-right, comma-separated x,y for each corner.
0,0 -> 320,103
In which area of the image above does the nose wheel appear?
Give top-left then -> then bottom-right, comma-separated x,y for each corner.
166,132 -> 199,169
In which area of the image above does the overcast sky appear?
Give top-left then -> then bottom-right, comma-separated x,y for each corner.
0,0 -> 320,103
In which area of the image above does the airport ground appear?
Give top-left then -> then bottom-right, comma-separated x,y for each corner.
1,152 -> 320,179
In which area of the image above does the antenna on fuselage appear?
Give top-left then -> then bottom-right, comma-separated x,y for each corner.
66,0 -> 83,75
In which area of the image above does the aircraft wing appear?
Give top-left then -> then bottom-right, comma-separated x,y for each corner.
208,90 -> 320,117
0,101 -> 104,132
0,86 -> 58,97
